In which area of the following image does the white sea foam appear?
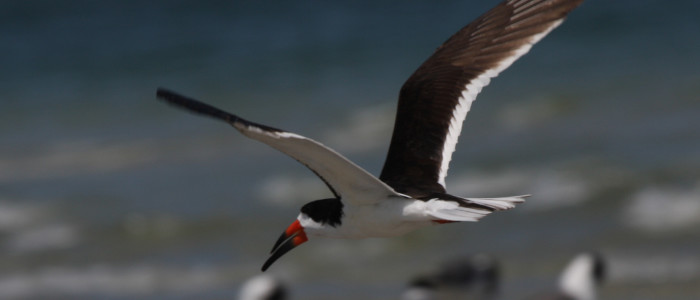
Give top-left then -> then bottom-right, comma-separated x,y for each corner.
0,264 -> 226,298
0,201 -> 46,231
257,175 -> 331,206
321,103 -> 394,154
447,168 -> 591,211
0,136 -> 239,182
6,223 -> 79,252
623,184 -> 700,232
0,140 -> 158,182
497,95 -> 578,130
608,254 -> 700,284
123,213 -> 181,237
0,199 -> 80,252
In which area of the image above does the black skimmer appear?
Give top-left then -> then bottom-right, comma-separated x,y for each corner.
238,274 -> 288,300
157,0 -> 584,271
402,254 -> 500,300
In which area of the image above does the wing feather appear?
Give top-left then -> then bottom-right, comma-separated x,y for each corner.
379,0 -> 583,197
157,88 -> 399,204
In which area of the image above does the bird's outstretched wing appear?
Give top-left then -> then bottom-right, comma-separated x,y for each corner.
157,88 -> 399,204
379,0 -> 583,197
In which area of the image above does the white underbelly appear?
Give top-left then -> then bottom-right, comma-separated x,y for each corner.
325,199 -> 434,238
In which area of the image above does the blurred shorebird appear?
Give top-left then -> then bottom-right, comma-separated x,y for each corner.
158,0 -> 583,271
528,252 -> 606,300
557,252 -> 606,300
239,274 -> 287,300
402,254 -> 500,300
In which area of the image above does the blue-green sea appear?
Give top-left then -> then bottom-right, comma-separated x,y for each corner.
1,0 -> 699,299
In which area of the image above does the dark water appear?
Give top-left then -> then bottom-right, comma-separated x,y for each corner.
1,0 -> 699,299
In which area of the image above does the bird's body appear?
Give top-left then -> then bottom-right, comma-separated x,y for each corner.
157,89 -> 525,250
300,196 -> 425,239
299,195 -> 524,239
157,0 -> 584,271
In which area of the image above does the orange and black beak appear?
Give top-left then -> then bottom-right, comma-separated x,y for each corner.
262,220 -> 308,271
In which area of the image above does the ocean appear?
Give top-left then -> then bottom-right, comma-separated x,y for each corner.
1,0 -> 699,299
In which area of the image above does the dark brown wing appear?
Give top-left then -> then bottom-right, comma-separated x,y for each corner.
379,0 -> 583,197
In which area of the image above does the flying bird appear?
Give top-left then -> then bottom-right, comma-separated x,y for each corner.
157,0 -> 584,271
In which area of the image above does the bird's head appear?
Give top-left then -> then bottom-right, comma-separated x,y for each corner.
261,198 -> 344,271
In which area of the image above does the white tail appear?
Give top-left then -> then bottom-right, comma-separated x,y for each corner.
465,194 -> 529,210
428,195 -> 528,222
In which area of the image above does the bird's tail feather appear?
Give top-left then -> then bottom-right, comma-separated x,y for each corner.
428,195 -> 527,222
465,195 -> 529,211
